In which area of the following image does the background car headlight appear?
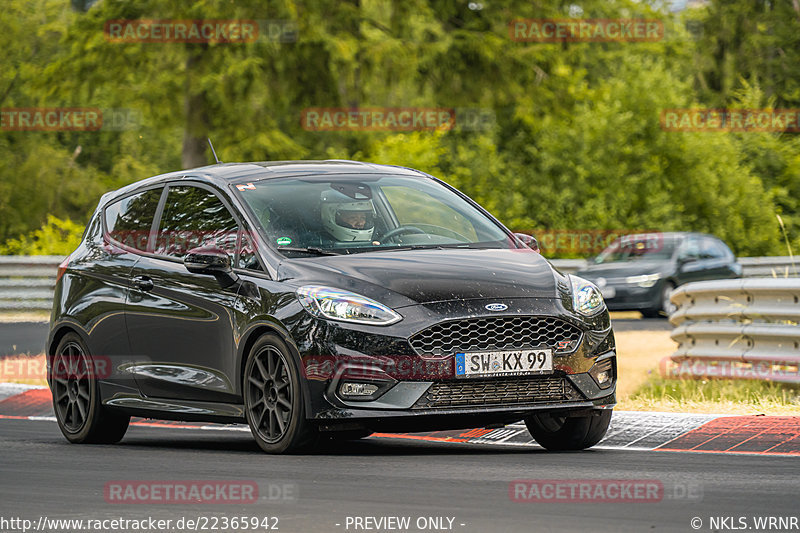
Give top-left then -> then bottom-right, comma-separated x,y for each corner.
296,285 -> 402,325
569,275 -> 606,316
625,273 -> 661,288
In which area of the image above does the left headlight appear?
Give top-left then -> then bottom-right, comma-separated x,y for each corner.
569,275 -> 606,316
625,273 -> 661,288
296,285 -> 402,325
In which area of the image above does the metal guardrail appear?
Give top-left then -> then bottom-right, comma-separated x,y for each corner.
0,255 -> 796,311
736,256 -> 799,278
667,278 -> 800,383
0,256 -> 64,311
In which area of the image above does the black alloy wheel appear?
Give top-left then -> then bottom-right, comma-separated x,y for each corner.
244,334 -> 316,453
51,332 -> 130,443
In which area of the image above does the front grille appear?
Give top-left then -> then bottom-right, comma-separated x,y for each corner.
413,376 -> 581,409
408,316 -> 583,356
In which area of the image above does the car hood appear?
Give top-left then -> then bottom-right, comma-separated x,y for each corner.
276,248 -> 559,308
576,260 -> 670,280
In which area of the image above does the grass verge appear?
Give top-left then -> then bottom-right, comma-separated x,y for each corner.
0,312 -> 49,323
615,330 -> 800,415
624,376 -> 800,415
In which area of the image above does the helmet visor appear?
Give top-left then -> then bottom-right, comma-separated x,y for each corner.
335,209 -> 374,230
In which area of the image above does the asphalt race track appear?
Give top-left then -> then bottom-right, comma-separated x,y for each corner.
0,414 -> 797,533
0,322 -> 48,357
0,320 -> 795,533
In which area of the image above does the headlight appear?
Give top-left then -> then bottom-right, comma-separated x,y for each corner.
296,286 -> 402,325
569,275 -> 606,316
625,273 -> 661,288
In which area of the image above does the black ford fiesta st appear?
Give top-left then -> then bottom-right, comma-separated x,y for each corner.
47,160 -> 616,453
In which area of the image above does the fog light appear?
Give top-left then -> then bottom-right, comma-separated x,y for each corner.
589,357 -> 615,389
340,382 -> 379,397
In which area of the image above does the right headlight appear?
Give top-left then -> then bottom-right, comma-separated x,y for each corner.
296,285 -> 402,325
569,275 -> 606,316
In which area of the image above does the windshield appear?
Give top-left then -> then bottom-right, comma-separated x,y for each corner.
594,234 -> 678,264
236,175 -> 513,255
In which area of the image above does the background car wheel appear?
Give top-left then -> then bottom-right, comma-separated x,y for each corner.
51,332 -> 130,444
659,281 -> 677,317
641,281 -> 676,318
524,410 -> 612,451
244,334 -> 317,454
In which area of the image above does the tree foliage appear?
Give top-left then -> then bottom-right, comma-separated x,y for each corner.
1,0 -> 798,256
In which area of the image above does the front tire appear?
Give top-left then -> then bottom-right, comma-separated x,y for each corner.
641,281 -> 676,318
525,410 -> 612,451
244,334 -> 316,453
51,332 -> 130,444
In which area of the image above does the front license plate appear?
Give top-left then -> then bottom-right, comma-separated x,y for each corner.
455,349 -> 553,378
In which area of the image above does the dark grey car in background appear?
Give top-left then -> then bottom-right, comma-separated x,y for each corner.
575,232 -> 741,317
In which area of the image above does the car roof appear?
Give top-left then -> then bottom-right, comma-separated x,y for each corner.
622,231 -> 722,240
99,160 -> 428,206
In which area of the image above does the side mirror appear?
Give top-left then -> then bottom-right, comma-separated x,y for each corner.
514,233 -> 539,253
677,255 -> 696,267
184,246 -> 239,288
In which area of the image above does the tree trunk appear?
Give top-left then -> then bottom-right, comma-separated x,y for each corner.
181,49 -> 210,169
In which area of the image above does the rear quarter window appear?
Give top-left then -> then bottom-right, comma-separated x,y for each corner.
104,188 -> 163,252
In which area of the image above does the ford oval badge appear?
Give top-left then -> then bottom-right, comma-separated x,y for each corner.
485,303 -> 508,312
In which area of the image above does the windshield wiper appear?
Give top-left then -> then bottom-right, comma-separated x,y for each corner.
277,247 -> 341,256
377,244 -> 449,252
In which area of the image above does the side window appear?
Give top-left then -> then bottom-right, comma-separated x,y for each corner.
237,230 -> 263,271
697,237 -> 720,259
701,238 -> 729,259
678,237 -> 701,259
104,188 -> 163,252
155,186 -> 238,260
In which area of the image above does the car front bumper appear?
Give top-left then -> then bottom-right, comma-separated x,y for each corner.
287,296 -> 617,429
597,282 -> 661,311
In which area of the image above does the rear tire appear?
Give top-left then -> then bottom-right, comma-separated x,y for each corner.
525,410 -> 612,451
51,332 -> 130,444
244,334 -> 317,453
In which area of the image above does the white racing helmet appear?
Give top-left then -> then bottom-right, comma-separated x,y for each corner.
320,189 -> 376,242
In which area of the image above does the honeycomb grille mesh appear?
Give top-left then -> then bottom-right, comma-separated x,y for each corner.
409,316 -> 582,356
413,377 -> 577,409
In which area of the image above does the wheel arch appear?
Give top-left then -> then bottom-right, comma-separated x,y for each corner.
237,320 -> 312,417
48,322 -> 93,356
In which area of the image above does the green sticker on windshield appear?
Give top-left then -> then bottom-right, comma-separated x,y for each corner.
276,237 -> 292,246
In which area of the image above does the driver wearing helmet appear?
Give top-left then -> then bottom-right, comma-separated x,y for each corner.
320,190 -> 376,242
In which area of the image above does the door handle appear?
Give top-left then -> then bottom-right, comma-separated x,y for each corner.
132,275 -> 154,292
